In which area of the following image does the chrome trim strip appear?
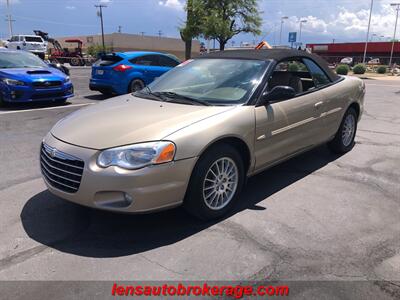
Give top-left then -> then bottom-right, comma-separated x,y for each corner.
41,148 -> 83,171
42,170 -> 78,191
41,153 -> 83,177
271,116 -> 317,136
323,107 -> 342,117
40,162 -> 81,184
42,143 -> 83,163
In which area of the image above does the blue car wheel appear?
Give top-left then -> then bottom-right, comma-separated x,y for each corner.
129,79 -> 145,93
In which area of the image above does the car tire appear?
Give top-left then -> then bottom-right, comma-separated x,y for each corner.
328,107 -> 358,154
184,143 -> 245,220
70,57 -> 81,67
129,79 -> 145,93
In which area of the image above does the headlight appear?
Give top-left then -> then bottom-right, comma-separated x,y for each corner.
64,76 -> 71,83
2,78 -> 25,86
97,141 -> 176,170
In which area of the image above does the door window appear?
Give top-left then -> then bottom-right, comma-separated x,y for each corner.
268,59 -> 316,95
303,58 -> 331,87
131,55 -> 160,66
159,55 -> 179,67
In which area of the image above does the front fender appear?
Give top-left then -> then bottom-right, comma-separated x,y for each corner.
165,106 -> 256,169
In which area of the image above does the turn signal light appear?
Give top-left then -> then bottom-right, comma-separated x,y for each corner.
113,64 -> 133,72
155,143 -> 176,164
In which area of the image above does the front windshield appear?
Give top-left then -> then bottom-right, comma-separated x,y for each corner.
0,51 -> 47,69
145,58 -> 268,105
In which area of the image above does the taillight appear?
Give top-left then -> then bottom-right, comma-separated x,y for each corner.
113,64 -> 132,72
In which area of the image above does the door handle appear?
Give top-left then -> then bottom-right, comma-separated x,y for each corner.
314,101 -> 324,109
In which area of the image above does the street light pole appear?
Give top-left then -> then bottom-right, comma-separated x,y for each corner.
299,20 -> 307,45
279,16 -> 288,46
95,4 -> 107,53
363,0 -> 374,64
389,3 -> 400,67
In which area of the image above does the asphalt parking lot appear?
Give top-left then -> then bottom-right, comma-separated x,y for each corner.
0,68 -> 399,298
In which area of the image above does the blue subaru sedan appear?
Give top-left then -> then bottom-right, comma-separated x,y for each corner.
0,49 -> 73,106
89,51 -> 180,95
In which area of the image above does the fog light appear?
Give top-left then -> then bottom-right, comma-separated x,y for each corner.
124,193 -> 133,204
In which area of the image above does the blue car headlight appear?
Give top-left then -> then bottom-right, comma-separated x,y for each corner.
63,76 -> 71,84
2,78 -> 26,86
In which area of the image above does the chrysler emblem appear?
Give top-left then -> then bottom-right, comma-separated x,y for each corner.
46,146 -> 57,158
50,148 -> 57,158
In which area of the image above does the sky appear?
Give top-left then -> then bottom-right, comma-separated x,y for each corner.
0,0 -> 398,46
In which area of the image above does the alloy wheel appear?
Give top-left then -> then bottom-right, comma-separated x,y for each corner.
202,157 -> 238,210
342,114 -> 356,147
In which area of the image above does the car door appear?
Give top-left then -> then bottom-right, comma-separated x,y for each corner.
131,55 -> 166,84
254,59 -> 327,171
302,58 -> 339,139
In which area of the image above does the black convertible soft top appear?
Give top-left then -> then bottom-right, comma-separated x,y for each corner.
197,49 -> 339,82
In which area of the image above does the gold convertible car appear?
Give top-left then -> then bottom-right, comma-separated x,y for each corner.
40,49 -> 365,220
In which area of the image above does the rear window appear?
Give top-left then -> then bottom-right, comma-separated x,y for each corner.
95,54 -> 123,66
25,36 -> 43,43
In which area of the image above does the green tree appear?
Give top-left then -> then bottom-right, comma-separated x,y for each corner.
201,0 -> 262,50
180,0 -> 204,59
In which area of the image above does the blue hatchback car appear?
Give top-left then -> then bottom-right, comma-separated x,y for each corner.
0,49 -> 73,106
89,51 -> 180,95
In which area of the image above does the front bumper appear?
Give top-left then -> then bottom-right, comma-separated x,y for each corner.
41,133 -> 197,213
1,83 -> 74,103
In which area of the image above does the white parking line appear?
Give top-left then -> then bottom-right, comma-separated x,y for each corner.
0,103 -> 93,115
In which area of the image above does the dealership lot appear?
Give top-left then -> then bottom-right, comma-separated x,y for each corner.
0,68 -> 399,296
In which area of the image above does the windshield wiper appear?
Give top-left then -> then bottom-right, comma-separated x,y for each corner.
153,91 -> 211,106
134,86 -> 166,101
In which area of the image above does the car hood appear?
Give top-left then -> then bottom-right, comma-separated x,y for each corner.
0,67 -> 65,81
51,95 -> 235,150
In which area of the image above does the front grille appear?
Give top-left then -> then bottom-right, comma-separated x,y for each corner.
31,91 -> 65,100
40,143 -> 84,193
33,81 -> 62,88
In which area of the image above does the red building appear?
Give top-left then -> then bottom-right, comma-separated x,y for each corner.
306,42 -> 400,65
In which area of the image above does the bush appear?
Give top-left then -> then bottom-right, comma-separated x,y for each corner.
353,64 -> 366,74
86,44 -> 113,57
336,64 -> 349,75
288,63 -> 299,72
377,66 -> 387,74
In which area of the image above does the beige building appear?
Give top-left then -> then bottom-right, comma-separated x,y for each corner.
55,33 -> 200,59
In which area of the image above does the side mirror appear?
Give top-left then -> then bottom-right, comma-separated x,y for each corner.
260,86 -> 296,105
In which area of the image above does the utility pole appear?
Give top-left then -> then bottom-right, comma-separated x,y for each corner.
279,16 -> 288,46
363,0 -> 374,63
6,0 -> 14,37
389,3 -> 400,67
95,4 -> 107,53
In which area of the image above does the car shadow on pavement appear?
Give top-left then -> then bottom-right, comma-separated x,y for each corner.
20,145 -> 342,258
84,94 -> 113,101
